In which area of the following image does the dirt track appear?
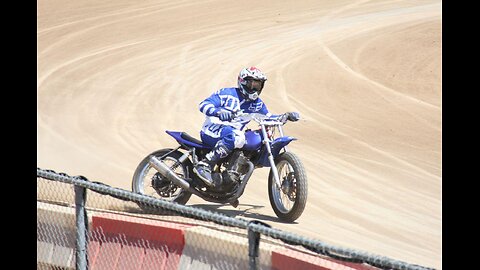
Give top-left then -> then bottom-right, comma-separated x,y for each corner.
37,0 -> 442,268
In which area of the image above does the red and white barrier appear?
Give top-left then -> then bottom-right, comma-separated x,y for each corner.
87,212 -> 379,270
89,213 -> 194,270
37,204 -> 379,270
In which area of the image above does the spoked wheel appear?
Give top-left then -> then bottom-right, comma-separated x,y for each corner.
132,149 -> 192,210
268,152 -> 308,222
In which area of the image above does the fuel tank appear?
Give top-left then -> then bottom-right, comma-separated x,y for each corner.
242,129 -> 263,151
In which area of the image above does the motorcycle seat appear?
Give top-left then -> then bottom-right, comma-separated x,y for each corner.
180,132 -> 204,146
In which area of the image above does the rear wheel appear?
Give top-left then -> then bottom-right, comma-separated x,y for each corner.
268,152 -> 308,222
132,149 -> 192,210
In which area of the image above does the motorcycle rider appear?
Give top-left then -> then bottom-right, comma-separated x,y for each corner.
193,66 -> 300,186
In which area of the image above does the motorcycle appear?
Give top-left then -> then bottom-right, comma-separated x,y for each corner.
131,112 -> 308,222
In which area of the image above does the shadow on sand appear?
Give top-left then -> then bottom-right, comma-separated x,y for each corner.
190,203 -> 298,224
123,202 -> 298,224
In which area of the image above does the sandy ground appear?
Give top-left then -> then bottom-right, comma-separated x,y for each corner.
37,0 -> 441,268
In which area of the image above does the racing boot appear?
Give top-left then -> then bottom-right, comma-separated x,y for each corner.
193,141 -> 231,186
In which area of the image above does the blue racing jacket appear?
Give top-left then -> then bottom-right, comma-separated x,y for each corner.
199,87 -> 272,138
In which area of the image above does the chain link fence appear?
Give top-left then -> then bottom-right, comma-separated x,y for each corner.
37,168 -> 435,270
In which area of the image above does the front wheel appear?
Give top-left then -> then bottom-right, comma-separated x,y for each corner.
268,152 -> 308,222
132,149 -> 192,211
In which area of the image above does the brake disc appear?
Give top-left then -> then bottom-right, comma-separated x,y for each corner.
281,172 -> 297,201
151,172 -> 178,197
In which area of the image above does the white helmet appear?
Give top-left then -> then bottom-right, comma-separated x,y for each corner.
237,66 -> 267,101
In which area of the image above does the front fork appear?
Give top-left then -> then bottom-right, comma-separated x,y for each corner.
260,125 -> 285,189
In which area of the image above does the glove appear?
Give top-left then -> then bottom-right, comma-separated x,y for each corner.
215,108 -> 233,121
286,112 -> 300,122
279,112 -> 300,123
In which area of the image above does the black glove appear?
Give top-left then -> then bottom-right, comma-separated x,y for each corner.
286,112 -> 300,121
215,108 -> 233,121
278,112 -> 300,123
281,112 -> 300,123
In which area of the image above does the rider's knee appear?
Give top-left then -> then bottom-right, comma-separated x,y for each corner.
232,129 -> 246,149
221,127 -> 245,149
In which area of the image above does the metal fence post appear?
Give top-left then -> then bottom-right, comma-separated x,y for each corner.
74,181 -> 88,270
248,220 -> 271,270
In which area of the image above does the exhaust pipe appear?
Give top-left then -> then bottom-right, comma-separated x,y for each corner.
148,155 -> 190,190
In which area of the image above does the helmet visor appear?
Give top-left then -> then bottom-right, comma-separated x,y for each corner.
245,78 -> 264,93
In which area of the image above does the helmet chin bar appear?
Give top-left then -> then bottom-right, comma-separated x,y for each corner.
248,92 -> 259,100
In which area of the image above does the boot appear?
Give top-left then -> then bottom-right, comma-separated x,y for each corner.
193,141 -> 231,186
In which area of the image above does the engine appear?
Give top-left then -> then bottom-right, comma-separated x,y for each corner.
211,150 -> 250,191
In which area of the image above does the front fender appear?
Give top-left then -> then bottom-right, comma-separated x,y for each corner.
257,136 -> 297,167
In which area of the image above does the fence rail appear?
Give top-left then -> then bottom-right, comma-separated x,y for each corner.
36,167 -> 435,270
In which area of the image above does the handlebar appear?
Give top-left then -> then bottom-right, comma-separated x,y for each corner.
231,111 -> 284,126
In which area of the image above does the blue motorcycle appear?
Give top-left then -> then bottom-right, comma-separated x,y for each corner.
132,112 -> 308,222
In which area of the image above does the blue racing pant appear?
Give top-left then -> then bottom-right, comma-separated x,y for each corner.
200,125 -> 246,151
